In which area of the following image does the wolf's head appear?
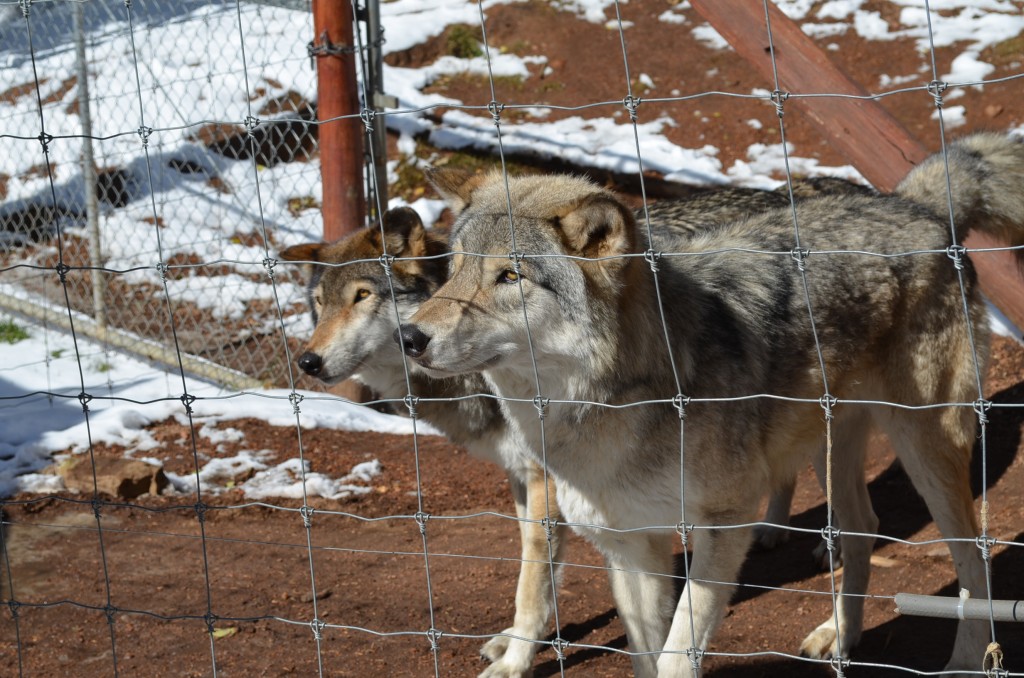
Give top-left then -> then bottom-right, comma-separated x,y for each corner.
280,207 -> 447,385
396,169 -> 638,380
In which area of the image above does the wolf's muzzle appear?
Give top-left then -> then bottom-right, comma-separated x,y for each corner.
297,351 -> 323,376
394,324 -> 431,358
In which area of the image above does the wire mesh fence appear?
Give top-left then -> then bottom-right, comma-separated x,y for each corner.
2,0 -> 1024,676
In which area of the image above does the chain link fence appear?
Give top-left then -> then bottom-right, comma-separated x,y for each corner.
0,0 -> 342,387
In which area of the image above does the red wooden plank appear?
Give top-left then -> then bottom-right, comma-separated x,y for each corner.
690,0 -> 928,188
689,0 -> 1024,334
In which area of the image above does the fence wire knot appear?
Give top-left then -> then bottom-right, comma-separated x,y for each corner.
123,0 -> 133,9
243,116 -> 260,134
819,394 -> 837,422
672,394 -> 689,420
426,627 -> 443,652
194,501 -> 209,524
155,261 -> 168,281
289,391 -> 304,415
643,248 -> 661,273
203,612 -> 217,634
307,30 -> 358,68
105,604 -> 117,626
403,394 -> 418,419
688,647 -> 704,671
676,521 -> 693,546
790,247 -> 810,271
414,511 -> 430,534
927,80 -> 948,108
973,398 -> 991,426
180,393 -> 196,415
946,244 -> 967,270
18,0 -> 30,19
623,95 -> 641,121
309,618 -> 325,641
55,261 -> 70,283
551,637 -> 569,662
540,516 -> 556,540
507,251 -> 525,273
6,600 -> 21,619
830,654 -> 850,677
137,125 -> 152,148
91,496 -> 103,520
262,259 -> 278,282
821,525 -> 841,553
359,107 -> 376,132
975,534 -> 996,562
78,391 -> 93,412
533,395 -> 549,420
487,100 -> 504,126
36,131 -> 52,154
770,90 -> 790,118
377,253 -> 394,277
299,505 -> 315,529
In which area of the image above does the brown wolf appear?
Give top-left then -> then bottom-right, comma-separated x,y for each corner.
397,133 -> 1024,676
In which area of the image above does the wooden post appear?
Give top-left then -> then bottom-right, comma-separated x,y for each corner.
690,0 -> 1024,333
312,0 -> 364,242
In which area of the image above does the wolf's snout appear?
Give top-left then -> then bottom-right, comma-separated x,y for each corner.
394,324 -> 431,358
297,351 -> 323,376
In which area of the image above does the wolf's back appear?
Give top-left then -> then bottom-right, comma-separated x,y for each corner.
895,133 -> 1024,248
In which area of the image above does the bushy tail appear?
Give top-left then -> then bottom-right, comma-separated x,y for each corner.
896,132 -> 1024,248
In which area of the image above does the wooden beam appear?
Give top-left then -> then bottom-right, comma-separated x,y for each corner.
689,0 -> 1024,334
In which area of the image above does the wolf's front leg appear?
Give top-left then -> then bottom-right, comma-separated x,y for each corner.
657,523 -> 755,677
480,468 -> 565,678
604,533 -> 675,678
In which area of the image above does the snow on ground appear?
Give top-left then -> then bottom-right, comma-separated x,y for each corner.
0,323 -> 436,498
1,1 -> 1023,498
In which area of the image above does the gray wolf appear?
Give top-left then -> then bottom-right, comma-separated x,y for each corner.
396,133 -> 1024,676
280,182 -> 855,676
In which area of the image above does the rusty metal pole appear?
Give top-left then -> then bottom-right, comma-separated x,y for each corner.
312,0 -> 364,241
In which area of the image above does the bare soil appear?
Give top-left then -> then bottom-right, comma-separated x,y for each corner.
4,2 -> 1024,676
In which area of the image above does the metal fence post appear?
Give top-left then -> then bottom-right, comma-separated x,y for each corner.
312,0 -> 365,241
364,0 -> 389,221
74,1 -> 106,328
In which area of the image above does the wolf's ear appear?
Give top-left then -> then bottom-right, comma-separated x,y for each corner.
279,242 -> 324,262
555,194 -> 636,271
373,206 -> 428,257
426,167 -> 487,213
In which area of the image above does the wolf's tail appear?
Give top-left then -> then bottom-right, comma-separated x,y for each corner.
896,132 -> 1024,248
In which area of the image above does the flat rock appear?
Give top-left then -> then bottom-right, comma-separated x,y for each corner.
56,456 -> 169,499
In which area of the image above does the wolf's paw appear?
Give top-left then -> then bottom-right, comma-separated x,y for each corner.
752,523 -> 791,550
479,632 -> 511,663
478,629 -> 536,678
799,620 -> 859,661
799,624 -> 839,660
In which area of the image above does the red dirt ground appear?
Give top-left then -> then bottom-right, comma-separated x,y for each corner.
4,2 -> 1024,676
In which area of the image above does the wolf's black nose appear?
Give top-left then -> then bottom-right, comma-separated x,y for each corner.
297,351 -> 323,376
394,324 -> 431,358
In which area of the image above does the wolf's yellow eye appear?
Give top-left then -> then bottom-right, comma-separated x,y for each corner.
354,288 -> 371,302
498,270 -> 520,284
